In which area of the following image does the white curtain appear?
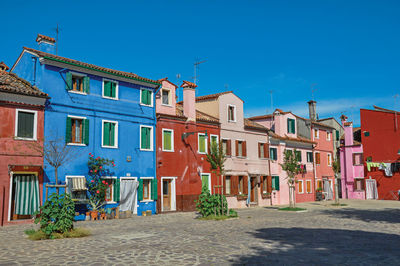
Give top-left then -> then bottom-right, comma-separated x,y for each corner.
119,179 -> 139,214
366,179 -> 378,200
324,180 -> 333,200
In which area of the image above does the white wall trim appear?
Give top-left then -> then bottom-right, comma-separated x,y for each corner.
102,78 -> 119,100
200,173 -> 212,194
162,128 -> 174,152
140,87 -> 154,107
14,109 -> 38,141
227,104 -> 237,122
161,177 -> 177,212
101,120 -> 119,148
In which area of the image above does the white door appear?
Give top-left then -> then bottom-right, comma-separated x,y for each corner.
161,177 -> 176,212
366,179 -> 378,200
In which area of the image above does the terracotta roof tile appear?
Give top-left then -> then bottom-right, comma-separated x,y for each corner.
158,77 -> 178,88
36,34 -> 55,43
195,91 -> 233,102
22,47 -> 160,86
248,114 -> 274,120
0,62 -> 9,71
181,80 -> 197,88
0,71 -> 47,98
175,104 -> 219,123
244,118 -> 268,131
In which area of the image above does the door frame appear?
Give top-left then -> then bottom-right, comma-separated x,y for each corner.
365,178 -> 378,200
161,177 -> 176,212
120,176 -> 138,214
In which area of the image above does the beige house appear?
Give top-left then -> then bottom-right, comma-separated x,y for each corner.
195,91 -> 271,208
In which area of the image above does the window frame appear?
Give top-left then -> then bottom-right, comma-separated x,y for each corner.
162,128 -> 174,152
314,128 -> 320,139
287,118 -> 296,134
201,173 -> 212,194
140,88 -> 154,107
354,178 -> 365,192
227,104 -> 237,122
225,176 -> 231,195
237,139 -> 245,158
327,153 -> 332,166
140,125 -> 154,151
306,152 -> 313,163
306,180 -> 312,194
101,120 -> 119,149
14,109 -> 38,141
270,147 -> 278,161
327,131 -> 331,141
198,133 -> 208,154
102,78 -> 119,100
238,176 -> 244,195
298,180 -> 304,194
141,177 -> 154,202
210,134 -> 219,146
67,115 -> 87,146
65,175 -> 88,201
102,176 -> 117,203
69,71 -> 87,95
353,153 -> 364,166
161,88 -> 171,106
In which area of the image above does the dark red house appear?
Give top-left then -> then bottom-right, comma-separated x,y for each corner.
360,106 -> 400,200
155,79 -> 220,212
0,63 -> 47,226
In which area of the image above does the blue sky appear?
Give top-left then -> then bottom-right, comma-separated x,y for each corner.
2,0 -> 400,125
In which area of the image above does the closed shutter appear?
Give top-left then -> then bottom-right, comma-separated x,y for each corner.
287,119 -> 290,133
267,176 -> 272,193
291,119 -> 296,134
111,82 -> 116,98
104,81 -> 111,97
151,178 -> 157,200
295,151 -> 301,162
306,180 -> 311,193
163,130 -> 172,150
199,135 -> 206,153
264,144 -> 269,158
141,127 -> 151,149
243,176 -> 248,195
243,141 -> 247,157
83,119 -> 89,145
66,117 -> 72,143
335,130 -> 340,141
110,123 -> 115,146
316,153 -> 321,164
83,76 -> 90,94
147,90 -> 152,105
66,72 -> 72,91
235,141 -> 239,156
258,143 -> 261,158
138,179 -> 143,201
227,139 -> 232,156
113,178 -> 120,202
17,111 -> 34,138
231,176 -> 238,195
103,122 -> 110,146
223,176 -> 226,194
275,176 -> 280,191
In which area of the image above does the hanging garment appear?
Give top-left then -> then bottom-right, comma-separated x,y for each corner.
366,162 -> 381,171
119,179 -> 139,213
390,162 -> 400,173
14,175 -> 40,215
379,163 -> 393,177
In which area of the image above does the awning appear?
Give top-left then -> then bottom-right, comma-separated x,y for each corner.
14,175 -> 40,215
72,177 -> 87,191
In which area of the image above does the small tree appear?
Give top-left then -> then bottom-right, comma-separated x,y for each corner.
205,141 -> 227,215
332,159 -> 340,204
280,149 -> 301,208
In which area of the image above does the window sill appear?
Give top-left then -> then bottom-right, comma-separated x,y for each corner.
236,156 -> 247,159
227,120 -> 237,123
67,143 -> 87,147
261,193 -> 271,199
140,103 -> 153,107
105,201 -> 117,204
102,145 -> 119,149
198,152 -> 207,155
140,148 -> 154,151
236,195 -> 248,201
140,199 -> 154,203
69,90 -> 87,95
162,149 -> 174,152
14,137 -> 36,141
161,104 -> 172,107
102,96 -> 119,101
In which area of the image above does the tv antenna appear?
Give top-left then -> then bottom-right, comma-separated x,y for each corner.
193,59 -> 206,85
311,83 -> 318,101
53,24 -> 61,55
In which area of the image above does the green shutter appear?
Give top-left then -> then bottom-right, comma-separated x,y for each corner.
163,130 -> 172,150
83,119 -> 89,145
111,82 -> 116,98
103,122 -> 110,146
65,72 -> 72,91
66,117 -> 72,143
199,135 -> 205,153
292,119 -> 296,134
141,127 -> 151,150
113,178 -> 120,202
142,90 -> 151,105
201,174 -> 209,190
138,179 -> 143,201
336,130 -> 340,141
104,81 -> 111,97
295,151 -> 301,162
83,76 -> 90,94
151,178 -> 157,200
275,176 -> 280,191
110,123 -> 115,147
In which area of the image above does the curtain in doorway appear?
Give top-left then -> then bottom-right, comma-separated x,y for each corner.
119,179 -> 139,213
14,175 -> 40,215
323,180 -> 333,200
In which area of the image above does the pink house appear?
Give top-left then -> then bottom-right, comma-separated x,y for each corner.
339,115 -> 365,199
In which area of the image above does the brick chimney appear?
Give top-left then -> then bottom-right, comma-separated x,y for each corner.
341,115 -> 353,146
308,100 -> 317,121
36,34 -> 56,54
181,81 -> 197,122
0,62 -> 9,71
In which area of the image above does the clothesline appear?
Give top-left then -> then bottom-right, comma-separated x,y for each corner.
366,161 -> 400,177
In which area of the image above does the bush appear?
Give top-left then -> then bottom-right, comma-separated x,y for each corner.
26,228 -> 91,240
196,186 -> 228,217
229,209 -> 238,217
33,193 -> 75,238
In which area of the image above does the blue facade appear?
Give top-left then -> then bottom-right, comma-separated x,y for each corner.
12,44 -> 159,215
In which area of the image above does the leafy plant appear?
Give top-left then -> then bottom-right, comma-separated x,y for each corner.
33,193 -> 75,238
196,186 -> 228,217
86,154 -> 115,211
280,149 -> 301,208
332,159 -> 340,205
26,228 -> 90,240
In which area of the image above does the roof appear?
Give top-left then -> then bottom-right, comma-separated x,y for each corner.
194,91 -> 233,102
248,114 -> 274,120
268,130 -> 316,145
0,62 -> 9,71
372,105 -> 399,114
244,118 -> 268,131
20,47 -> 160,86
294,114 -> 335,129
158,77 -> 178,88
36,34 -> 55,43
340,127 -> 362,146
0,71 -> 48,98
175,104 -> 219,123
181,80 -> 197,88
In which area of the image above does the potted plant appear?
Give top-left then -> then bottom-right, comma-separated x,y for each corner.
86,153 -> 115,220
99,208 -> 107,220
316,187 -> 323,201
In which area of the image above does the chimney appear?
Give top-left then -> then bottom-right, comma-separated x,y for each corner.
36,34 -> 56,54
0,62 -> 9,72
341,115 -> 354,146
308,100 -> 317,121
181,81 -> 197,122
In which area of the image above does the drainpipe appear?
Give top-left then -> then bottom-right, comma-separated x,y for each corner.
312,144 -> 317,201
153,85 -> 160,213
32,56 -> 37,86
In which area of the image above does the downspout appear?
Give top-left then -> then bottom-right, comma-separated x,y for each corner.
32,56 -> 37,86
153,85 -> 161,213
312,144 -> 317,201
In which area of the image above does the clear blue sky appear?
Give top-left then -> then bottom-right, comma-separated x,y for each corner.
3,0 -> 400,125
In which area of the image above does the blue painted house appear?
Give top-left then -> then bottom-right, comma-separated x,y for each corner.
11,34 -> 160,215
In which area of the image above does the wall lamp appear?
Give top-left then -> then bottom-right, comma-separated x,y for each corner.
182,130 -> 208,141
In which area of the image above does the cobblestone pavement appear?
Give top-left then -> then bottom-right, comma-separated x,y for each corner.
1,199 -> 400,265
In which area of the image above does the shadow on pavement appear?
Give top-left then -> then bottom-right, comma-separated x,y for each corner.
230,227 -> 400,265
320,208 -> 400,224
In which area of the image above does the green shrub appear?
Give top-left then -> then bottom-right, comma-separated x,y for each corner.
229,209 -> 238,217
196,186 -> 228,217
33,193 -> 75,238
24,229 -> 36,236
25,228 -> 91,240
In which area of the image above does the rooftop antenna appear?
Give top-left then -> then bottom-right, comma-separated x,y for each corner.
269,90 -> 274,114
176,73 -> 181,101
53,24 -> 61,55
394,94 -> 399,131
193,59 -> 206,85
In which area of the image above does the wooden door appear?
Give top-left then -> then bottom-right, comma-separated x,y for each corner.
162,179 -> 171,211
250,177 -> 256,202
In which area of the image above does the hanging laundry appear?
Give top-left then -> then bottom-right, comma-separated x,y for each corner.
366,162 -> 381,171
390,162 -> 400,173
379,163 -> 393,177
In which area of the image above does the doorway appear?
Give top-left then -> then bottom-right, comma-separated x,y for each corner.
366,179 -> 378,199
161,177 -> 176,212
250,177 -> 257,203
119,177 -> 139,214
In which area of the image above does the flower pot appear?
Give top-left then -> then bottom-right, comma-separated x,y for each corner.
90,211 -> 99,221
100,213 -> 107,220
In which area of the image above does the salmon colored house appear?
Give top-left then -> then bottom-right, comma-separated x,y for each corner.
0,64 -> 47,226
155,79 -> 220,212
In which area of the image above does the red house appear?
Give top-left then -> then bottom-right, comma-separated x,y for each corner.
360,106 -> 400,200
0,63 -> 47,226
155,79 -> 220,212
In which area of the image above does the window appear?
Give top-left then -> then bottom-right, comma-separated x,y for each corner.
335,130 -> 340,141
210,135 -> 219,146
287,118 -> 296,134
295,150 -> 302,162
306,152 -> 313,163
101,177 -> 119,202
66,116 -> 89,145
272,176 -> 280,191
317,180 -> 323,190
353,153 -> 363,165
143,179 -> 151,200
161,89 -> 170,105
327,131 -> 331,141
306,180 -> 312,193
140,126 -> 153,151
102,79 -> 118,99
162,129 -> 174,152
270,147 -> 278,161
102,120 -> 118,148
298,180 -> 304,193
140,88 -> 153,106
201,173 -> 211,193
354,178 -> 365,191
238,176 -> 244,194
314,129 -> 319,139
198,133 -> 207,154
66,176 -> 87,201
327,153 -> 332,166
15,109 -> 37,140
262,176 -> 271,194
222,139 -> 231,156
138,178 -> 157,201
258,143 -> 269,159
227,105 -> 236,122
65,72 -> 89,94
315,152 -> 321,165
236,140 -> 246,157
225,176 -> 231,195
